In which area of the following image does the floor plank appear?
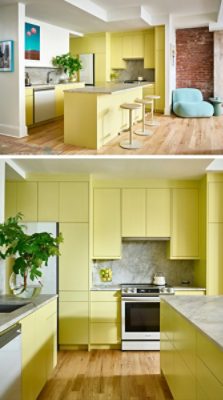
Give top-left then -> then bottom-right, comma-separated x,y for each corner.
38,350 -> 173,400
1,114 -> 223,155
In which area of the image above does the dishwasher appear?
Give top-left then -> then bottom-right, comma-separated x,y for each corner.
34,86 -> 56,123
0,324 -> 22,400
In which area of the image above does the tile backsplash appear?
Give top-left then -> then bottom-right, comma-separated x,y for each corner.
25,67 -> 66,85
113,60 -> 155,82
92,241 -> 194,287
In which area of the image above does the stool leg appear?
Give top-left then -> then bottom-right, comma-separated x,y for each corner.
146,99 -> 160,127
135,103 -> 153,136
120,109 -> 143,150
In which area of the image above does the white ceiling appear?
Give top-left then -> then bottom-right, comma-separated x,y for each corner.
0,0 -> 221,33
6,158 -> 215,180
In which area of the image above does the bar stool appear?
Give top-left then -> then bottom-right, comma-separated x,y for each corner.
134,98 -> 153,136
145,95 -> 160,126
120,103 -> 143,149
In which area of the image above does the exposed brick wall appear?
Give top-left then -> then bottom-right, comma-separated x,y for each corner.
176,27 -> 214,100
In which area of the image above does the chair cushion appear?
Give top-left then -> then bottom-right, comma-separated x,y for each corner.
173,88 -> 203,104
173,101 -> 214,118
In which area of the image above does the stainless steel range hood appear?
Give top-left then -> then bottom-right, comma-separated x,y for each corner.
122,237 -> 170,241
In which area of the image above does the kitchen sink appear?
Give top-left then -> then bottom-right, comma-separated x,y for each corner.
0,303 -> 30,313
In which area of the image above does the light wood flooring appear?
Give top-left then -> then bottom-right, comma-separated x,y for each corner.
1,114 -> 223,155
38,350 -> 173,400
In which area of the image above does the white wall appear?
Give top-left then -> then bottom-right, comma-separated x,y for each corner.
25,17 -> 70,67
0,3 -> 26,138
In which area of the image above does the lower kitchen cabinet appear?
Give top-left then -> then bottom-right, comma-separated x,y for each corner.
175,289 -> 205,296
59,291 -> 89,347
161,300 -> 223,400
90,291 -> 121,346
20,299 -> 57,400
25,88 -> 33,126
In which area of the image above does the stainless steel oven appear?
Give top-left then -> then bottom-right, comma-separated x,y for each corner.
121,283 -> 175,351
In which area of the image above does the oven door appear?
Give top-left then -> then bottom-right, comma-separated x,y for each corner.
122,297 -> 160,340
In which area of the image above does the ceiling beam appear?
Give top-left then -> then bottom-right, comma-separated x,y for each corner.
64,0 -> 108,21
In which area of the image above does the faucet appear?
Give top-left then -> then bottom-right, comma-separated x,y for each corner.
46,70 -> 55,84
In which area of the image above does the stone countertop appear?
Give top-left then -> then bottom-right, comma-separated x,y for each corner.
173,286 -> 206,291
162,295 -> 223,350
91,285 -> 121,291
0,294 -> 57,334
25,82 -> 84,90
64,82 -> 153,95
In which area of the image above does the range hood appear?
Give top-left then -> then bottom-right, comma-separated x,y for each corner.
122,237 -> 170,241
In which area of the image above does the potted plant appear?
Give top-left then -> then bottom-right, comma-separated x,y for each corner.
0,213 -> 63,297
52,53 -> 82,81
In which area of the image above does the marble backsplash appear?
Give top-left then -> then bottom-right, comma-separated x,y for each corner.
92,241 -> 194,287
25,67 -> 66,85
113,60 -> 155,82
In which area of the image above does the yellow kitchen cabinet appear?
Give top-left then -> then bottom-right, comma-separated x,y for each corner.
170,188 -> 199,259
17,182 -> 38,221
208,182 -> 223,222
20,299 -> 57,400
207,223 -> 223,295
90,291 -> 121,346
93,188 -> 121,259
59,182 -> 89,222
55,83 -> 85,117
59,223 -> 89,291
111,35 -> 125,69
123,33 -> 144,59
25,88 -> 33,126
144,29 -> 155,68
5,182 -> 17,219
122,189 -> 146,237
146,188 -> 170,237
95,53 -> 107,83
59,293 -> 89,346
38,182 -> 59,221
155,26 -> 165,112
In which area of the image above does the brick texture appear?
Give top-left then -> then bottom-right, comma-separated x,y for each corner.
176,27 -> 214,100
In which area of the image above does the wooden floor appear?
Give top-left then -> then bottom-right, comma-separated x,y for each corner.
1,114 -> 223,155
38,350 -> 172,400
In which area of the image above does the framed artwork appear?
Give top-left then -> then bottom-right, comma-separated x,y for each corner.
25,22 -> 40,60
0,40 -> 14,72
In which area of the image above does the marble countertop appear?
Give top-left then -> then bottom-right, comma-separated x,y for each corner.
65,82 -> 153,94
0,294 -> 57,334
162,295 -> 223,350
25,82 -> 84,90
91,285 -> 121,291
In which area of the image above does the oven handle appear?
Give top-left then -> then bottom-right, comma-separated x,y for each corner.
122,297 -> 160,303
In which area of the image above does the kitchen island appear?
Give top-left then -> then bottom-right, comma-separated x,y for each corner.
160,296 -> 223,400
64,82 -> 152,150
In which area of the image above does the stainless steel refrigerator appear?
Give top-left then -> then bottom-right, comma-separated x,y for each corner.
25,222 -> 58,295
79,53 -> 95,86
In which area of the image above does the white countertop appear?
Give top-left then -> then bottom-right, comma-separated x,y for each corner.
0,294 -> 57,334
162,295 -> 223,350
65,82 -> 153,94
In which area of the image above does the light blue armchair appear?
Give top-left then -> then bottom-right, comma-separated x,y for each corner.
172,88 -> 214,118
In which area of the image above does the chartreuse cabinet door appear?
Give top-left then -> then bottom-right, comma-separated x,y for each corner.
59,182 -> 89,222
170,188 -> 199,259
93,188 -> 121,259
146,188 -> 170,237
17,182 -> 38,221
122,189 -> 146,237
38,182 -> 59,221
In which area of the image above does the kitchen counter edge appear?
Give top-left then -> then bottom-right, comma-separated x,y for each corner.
0,294 -> 58,334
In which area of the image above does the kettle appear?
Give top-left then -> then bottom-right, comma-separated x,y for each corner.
153,272 -> 166,286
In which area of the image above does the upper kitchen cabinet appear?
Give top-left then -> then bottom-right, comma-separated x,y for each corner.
5,182 -> 17,220
5,181 -> 38,221
170,188 -> 199,259
111,35 -> 125,69
93,188 -> 121,259
122,189 -> 146,237
38,182 -> 59,221
146,189 -> 170,237
208,182 -> 223,222
59,182 -> 89,222
122,32 -> 144,59
144,29 -> 155,68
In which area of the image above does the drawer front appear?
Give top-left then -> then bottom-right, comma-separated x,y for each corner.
90,322 -> 120,344
90,291 -> 120,302
91,302 -> 120,323
59,291 -> 88,302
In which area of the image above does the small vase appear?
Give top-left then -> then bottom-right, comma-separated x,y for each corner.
69,72 -> 77,82
9,272 -> 42,299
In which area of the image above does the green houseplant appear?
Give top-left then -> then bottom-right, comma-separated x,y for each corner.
52,53 -> 82,81
0,213 -> 63,297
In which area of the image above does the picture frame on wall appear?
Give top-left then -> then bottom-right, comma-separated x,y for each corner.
0,40 -> 14,72
25,22 -> 40,60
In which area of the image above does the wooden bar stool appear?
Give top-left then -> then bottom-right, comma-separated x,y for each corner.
134,98 -> 153,136
120,103 -> 143,149
145,95 -> 160,126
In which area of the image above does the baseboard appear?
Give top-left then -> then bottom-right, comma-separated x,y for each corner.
89,344 -> 121,350
59,345 -> 88,351
0,123 -> 27,137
